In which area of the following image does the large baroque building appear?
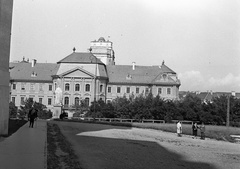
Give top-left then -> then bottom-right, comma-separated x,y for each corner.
9,37 -> 181,112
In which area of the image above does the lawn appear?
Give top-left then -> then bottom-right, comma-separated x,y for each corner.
131,122 -> 240,142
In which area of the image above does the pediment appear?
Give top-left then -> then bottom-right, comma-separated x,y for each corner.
153,73 -> 175,83
60,67 -> 94,78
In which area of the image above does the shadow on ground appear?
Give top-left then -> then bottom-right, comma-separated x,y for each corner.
52,121 -> 218,169
1,119 -> 28,138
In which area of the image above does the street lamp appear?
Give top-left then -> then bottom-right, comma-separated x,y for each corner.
89,48 -> 97,119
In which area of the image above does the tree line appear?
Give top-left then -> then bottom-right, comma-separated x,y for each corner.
87,93 -> 240,126
9,93 -> 240,126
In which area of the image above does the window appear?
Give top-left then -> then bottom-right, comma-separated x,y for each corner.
75,97 -> 80,105
158,88 -> 162,94
21,97 -> 25,105
65,83 -> 70,91
136,87 -> 139,94
54,83 -> 57,90
108,87 -> 111,93
145,88 -> 149,95
29,97 -> 34,102
167,88 -> 171,95
30,83 -> 35,91
12,84 -> 16,90
117,87 -> 121,93
49,84 -> 52,91
85,98 -> 90,106
75,84 -> 80,91
12,97 -> 15,104
48,98 -> 52,105
21,83 -> 25,91
100,85 -> 103,92
107,100 -> 111,104
39,98 -> 43,104
39,83 -> 43,91
85,84 -> 90,92
64,97 -> 69,105
126,87 -> 130,93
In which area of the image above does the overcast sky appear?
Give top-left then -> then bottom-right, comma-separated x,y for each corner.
10,0 -> 240,92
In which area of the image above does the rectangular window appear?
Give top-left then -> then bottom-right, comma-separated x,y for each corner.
158,88 -> 162,94
12,97 -> 15,104
167,88 -> 171,95
100,85 -> 103,92
21,83 -> 25,91
21,97 -> 25,105
117,87 -> 121,93
49,84 -> 52,91
108,87 -> 111,93
145,88 -> 149,95
39,83 -> 43,91
39,98 -> 43,104
12,84 -> 16,90
126,87 -> 130,93
136,87 -> 139,94
48,98 -> 52,105
30,83 -> 35,91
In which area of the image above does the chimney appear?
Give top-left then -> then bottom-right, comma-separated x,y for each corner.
132,62 -> 136,70
31,59 -> 37,67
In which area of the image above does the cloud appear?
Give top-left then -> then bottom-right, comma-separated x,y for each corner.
179,71 -> 240,92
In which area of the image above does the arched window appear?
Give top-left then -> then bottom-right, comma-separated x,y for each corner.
64,97 -> 69,105
100,84 -> 103,92
85,84 -> 90,92
75,84 -> 80,91
65,83 -> 70,91
85,97 -> 90,106
75,97 -> 80,105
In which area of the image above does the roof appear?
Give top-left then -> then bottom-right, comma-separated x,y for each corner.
57,52 -> 103,64
179,91 -> 240,101
106,64 -> 179,85
10,62 -> 59,82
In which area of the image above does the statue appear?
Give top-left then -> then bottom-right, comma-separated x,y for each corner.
54,79 -> 62,105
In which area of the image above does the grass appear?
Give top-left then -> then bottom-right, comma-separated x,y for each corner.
55,119 -> 240,143
47,122 -> 82,169
132,123 -> 240,142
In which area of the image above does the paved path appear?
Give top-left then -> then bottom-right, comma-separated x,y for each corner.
0,119 -> 47,169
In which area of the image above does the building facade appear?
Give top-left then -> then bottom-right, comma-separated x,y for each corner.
9,37 -> 181,112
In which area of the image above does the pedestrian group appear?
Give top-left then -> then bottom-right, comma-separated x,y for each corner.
177,121 -> 205,140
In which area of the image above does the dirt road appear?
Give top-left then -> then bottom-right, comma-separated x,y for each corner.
53,121 -> 240,169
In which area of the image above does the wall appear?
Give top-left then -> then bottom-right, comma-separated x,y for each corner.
0,0 -> 13,135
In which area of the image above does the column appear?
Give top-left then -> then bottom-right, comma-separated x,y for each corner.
0,0 -> 13,135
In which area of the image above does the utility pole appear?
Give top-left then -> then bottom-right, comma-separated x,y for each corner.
226,95 -> 230,127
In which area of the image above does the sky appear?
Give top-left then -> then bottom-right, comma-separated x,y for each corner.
10,0 -> 240,92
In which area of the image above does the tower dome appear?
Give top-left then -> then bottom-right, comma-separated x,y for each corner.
98,37 -> 105,42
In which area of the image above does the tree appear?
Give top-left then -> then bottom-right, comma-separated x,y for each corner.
9,102 -> 18,118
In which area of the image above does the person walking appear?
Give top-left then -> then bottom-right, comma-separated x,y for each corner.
177,121 -> 182,137
192,122 -> 198,139
28,107 -> 37,128
200,122 -> 205,140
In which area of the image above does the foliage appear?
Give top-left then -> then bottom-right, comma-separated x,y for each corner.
87,93 -> 240,126
9,102 -> 18,118
18,98 -> 52,119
